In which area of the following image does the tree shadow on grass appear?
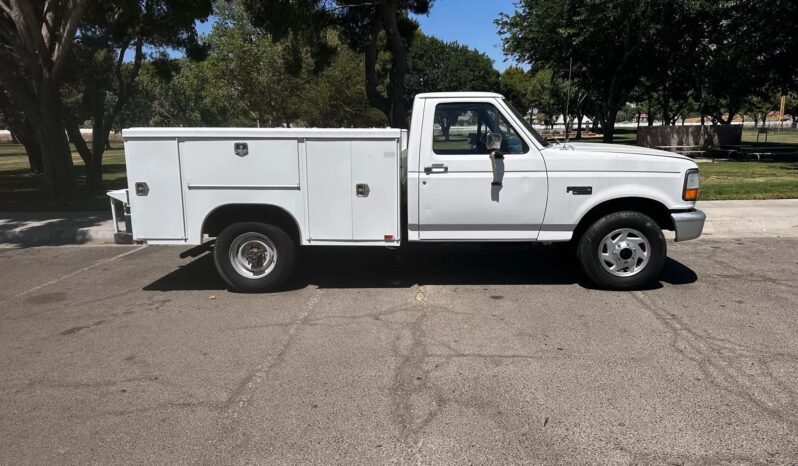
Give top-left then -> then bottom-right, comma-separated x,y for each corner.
143,243 -> 697,293
0,164 -> 127,212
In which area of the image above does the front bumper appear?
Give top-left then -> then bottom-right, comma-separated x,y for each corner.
671,209 -> 705,242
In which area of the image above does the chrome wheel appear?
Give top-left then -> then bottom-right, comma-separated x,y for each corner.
598,228 -> 650,277
229,232 -> 277,279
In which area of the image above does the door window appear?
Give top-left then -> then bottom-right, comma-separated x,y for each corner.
432,102 -> 529,155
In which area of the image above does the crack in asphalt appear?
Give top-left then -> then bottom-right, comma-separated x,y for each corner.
632,290 -> 798,430
386,285 -> 450,464
222,286 -> 322,413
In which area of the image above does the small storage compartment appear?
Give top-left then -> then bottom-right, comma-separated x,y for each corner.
125,138 -> 186,240
305,139 -> 399,242
306,140 -> 353,240
351,140 -> 399,240
179,139 -> 299,188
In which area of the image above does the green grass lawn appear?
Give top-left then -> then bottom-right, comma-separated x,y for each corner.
0,143 -> 127,211
741,127 -> 798,145
698,161 -> 798,200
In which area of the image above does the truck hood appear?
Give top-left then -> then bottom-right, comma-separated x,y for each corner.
556,142 -> 692,161
541,142 -> 697,173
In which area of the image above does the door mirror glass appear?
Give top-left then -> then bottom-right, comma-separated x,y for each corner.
486,132 -> 502,151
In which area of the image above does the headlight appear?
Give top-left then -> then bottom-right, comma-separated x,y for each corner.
683,169 -> 700,201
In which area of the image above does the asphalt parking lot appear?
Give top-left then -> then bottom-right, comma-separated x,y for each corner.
1,238 -> 797,464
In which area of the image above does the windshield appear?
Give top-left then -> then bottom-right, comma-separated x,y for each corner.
506,101 -> 550,148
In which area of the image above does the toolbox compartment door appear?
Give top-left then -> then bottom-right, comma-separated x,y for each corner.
125,138 -> 186,240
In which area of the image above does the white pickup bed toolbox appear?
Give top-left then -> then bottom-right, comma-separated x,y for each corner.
122,128 -> 404,246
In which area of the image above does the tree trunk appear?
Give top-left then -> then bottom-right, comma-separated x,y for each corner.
647,110 -> 655,127
601,107 -> 618,144
636,111 -> 641,128
381,1 -> 409,129
36,94 -> 75,198
15,128 -> 44,174
363,17 -> 390,123
576,114 -> 584,140
64,113 -> 104,192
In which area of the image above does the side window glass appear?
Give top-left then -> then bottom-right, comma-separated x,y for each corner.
432,102 -> 528,155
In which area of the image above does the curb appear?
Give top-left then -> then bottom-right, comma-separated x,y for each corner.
0,212 -> 118,247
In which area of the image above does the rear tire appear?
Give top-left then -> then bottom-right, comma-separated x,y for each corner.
577,211 -> 666,289
214,222 -> 296,292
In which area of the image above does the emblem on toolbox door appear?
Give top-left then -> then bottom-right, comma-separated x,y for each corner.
234,142 -> 248,157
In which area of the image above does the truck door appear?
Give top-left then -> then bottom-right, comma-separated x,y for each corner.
415,99 -> 547,240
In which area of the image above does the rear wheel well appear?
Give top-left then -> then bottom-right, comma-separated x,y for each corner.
202,204 -> 301,244
573,197 -> 673,241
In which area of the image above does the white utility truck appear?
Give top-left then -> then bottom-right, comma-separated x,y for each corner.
108,92 -> 705,291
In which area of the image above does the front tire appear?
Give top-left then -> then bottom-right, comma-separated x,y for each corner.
214,222 -> 296,292
577,211 -> 666,289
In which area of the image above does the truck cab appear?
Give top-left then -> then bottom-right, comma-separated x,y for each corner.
110,91 -> 705,292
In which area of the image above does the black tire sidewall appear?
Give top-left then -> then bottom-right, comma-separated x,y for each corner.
577,211 -> 667,289
213,222 -> 296,292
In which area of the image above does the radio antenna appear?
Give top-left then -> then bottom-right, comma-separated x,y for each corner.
564,57 -> 573,145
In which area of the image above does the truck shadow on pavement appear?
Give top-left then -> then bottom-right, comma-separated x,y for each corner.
143,243 -> 697,292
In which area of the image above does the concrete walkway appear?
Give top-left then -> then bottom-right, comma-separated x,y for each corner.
1,199 -> 797,246
698,199 -> 798,239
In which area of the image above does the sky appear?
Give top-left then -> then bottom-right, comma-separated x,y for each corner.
189,0 -> 525,72
412,0 -> 525,72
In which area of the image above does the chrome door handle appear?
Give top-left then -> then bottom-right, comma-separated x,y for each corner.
424,164 -> 448,174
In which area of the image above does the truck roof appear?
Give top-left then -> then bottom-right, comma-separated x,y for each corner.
414,92 -> 505,99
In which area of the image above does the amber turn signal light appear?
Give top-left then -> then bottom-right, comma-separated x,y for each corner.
683,169 -> 700,201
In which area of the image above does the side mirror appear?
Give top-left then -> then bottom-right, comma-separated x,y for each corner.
488,133 -> 505,186
486,132 -> 502,151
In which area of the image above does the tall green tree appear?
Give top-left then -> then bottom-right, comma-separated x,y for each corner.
0,0 -> 89,196
498,0 -> 656,142
203,0 -> 305,127
66,0 -> 212,191
637,0 -> 698,126
300,46 -> 388,127
526,68 -> 565,129
499,67 -> 533,114
405,34 -> 500,99
691,0 -> 798,124
242,0 -> 432,128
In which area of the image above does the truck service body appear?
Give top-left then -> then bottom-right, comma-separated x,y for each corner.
109,92 -> 705,290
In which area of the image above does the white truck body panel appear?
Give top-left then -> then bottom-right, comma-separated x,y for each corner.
124,138 -> 186,241
120,92 -> 701,249
123,128 -> 402,246
411,95 -> 548,241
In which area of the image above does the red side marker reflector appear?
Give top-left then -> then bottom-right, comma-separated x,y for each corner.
384,235 -> 394,241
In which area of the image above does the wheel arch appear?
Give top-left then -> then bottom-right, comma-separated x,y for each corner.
572,196 -> 673,242
201,203 -> 302,244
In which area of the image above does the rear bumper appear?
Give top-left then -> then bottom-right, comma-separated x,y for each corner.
671,209 -> 705,242
107,189 -> 133,244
